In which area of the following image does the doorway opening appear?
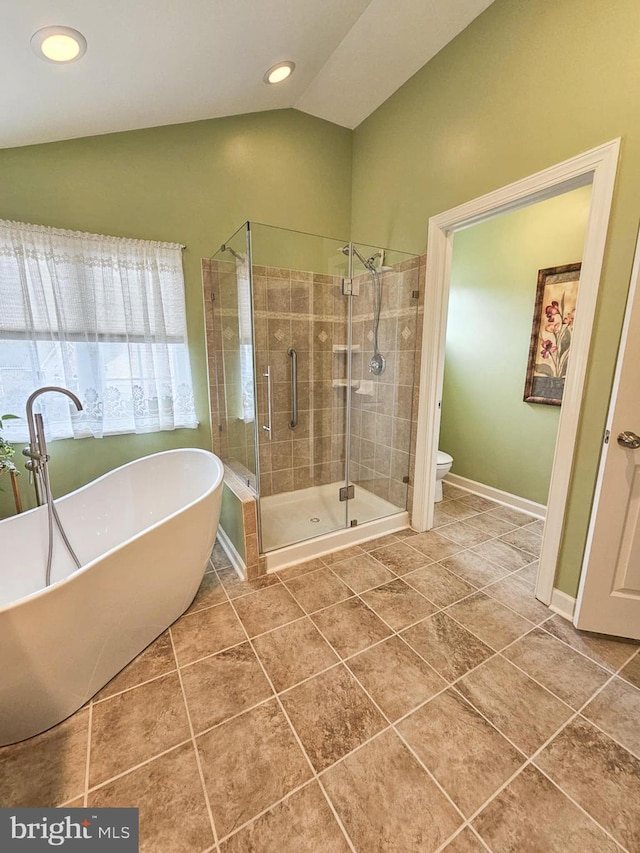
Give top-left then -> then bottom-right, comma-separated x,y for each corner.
412,140 -> 620,610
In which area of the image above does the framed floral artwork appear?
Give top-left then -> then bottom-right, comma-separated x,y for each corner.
524,262 -> 581,406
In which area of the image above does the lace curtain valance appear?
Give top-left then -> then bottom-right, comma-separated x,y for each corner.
0,219 -> 198,441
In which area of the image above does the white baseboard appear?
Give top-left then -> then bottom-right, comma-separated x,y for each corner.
444,474 -> 547,519
216,526 -> 246,580
549,588 -> 577,621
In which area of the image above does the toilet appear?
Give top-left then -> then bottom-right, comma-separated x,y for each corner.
435,450 -> 453,502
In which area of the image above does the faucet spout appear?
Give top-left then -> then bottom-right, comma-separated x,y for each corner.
23,386 -> 84,582
25,385 -> 82,447
24,387 -> 83,505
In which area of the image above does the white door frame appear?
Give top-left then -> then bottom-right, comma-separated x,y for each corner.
411,139 -> 620,605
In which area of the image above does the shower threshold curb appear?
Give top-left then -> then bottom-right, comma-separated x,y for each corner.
264,510 -> 409,572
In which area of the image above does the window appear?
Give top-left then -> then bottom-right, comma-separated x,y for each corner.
0,219 -> 197,442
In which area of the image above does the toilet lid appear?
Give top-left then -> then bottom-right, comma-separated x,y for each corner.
437,450 -> 453,465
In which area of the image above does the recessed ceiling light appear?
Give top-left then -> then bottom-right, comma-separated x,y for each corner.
31,26 -> 87,63
263,62 -> 295,85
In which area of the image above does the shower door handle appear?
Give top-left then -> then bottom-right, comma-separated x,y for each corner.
287,347 -> 298,430
262,366 -> 273,440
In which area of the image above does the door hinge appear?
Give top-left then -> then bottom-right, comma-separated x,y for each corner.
342,278 -> 359,296
339,484 -> 355,501
411,290 -> 419,299
350,519 -> 358,527
604,429 -> 610,444
402,475 -> 410,484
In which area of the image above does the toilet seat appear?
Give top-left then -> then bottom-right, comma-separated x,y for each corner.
437,450 -> 453,467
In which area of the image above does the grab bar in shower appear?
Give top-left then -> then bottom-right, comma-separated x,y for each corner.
262,365 -> 273,440
287,347 -> 298,430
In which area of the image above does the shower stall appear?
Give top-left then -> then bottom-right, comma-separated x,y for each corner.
204,222 -> 421,569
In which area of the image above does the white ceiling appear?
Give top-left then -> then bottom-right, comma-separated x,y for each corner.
1,0 -> 495,149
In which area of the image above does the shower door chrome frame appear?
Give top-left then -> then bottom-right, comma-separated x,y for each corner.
245,221 -> 266,553
343,243 -> 355,529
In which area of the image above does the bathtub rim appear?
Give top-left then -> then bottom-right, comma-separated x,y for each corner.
0,447 -> 224,615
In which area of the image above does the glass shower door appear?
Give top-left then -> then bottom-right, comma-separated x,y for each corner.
209,223 -> 421,554
347,242 -> 420,526
250,223 -> 352,551
209,223 -> 257,490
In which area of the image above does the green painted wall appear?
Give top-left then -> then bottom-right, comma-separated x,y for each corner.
440,187 -> 592,505
219,485 -> 246,562
351,0 -> 640,596
0,109 -> 352,517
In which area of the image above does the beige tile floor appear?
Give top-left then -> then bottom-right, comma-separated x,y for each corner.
2,483 -> 640,852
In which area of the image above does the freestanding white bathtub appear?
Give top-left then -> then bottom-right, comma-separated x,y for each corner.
0,448 -> 224,746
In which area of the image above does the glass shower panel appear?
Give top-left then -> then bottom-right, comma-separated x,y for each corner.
348,242 -> 420,526
250,223 -> 352,551
209,224 -> 257,490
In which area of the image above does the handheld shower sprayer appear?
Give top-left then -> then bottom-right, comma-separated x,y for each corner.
341,244 -> 387,375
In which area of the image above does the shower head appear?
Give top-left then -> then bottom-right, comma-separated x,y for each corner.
340,244 -> 379,271
220,243 -> 245,262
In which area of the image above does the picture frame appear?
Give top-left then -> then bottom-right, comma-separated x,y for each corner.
523,262 -> 581,406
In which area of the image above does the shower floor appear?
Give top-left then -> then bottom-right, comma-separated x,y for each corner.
260,481 -> 402,553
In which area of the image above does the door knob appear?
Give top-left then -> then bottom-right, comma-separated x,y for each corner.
617,431 -> 640,449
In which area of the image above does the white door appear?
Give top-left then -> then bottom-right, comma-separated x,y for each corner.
575,230 -> 640,639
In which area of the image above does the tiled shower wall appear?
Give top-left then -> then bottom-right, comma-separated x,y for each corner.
202,256 -> 425,517
252,265 -> 348,497
349,257 -> 424,514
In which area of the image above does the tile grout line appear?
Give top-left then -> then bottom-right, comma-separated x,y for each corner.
365,530 -> 541,596
212,779 -> 321,846
92,666 -> 180,705
182,691 -> 297,743
356,586 -> 631,756
87,534 -> 635,785
221,587 -> 359,853
318,557 -> 548,685
168,627 -> 221,853
400,565 -> 548,626
450,657 -> 635,852
379,541 -> 638,675
303,601 -> 473,836
387,623 -> 544,730
72,535 -> 637,847
223,521 -> 630,848
279,549 -> 552,722
401,523 -> 538,572
574,711 -> 640,763
437,522 -> 541,560
411,673 -> 626,852
85,738 -> 194,796
433,822 -> 496,853
343,667 -> 470,829
267,550 -> 549,659
535,620 -> 640,672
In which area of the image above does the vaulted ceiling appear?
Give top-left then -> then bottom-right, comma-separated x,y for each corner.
2,0 -> 495,149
